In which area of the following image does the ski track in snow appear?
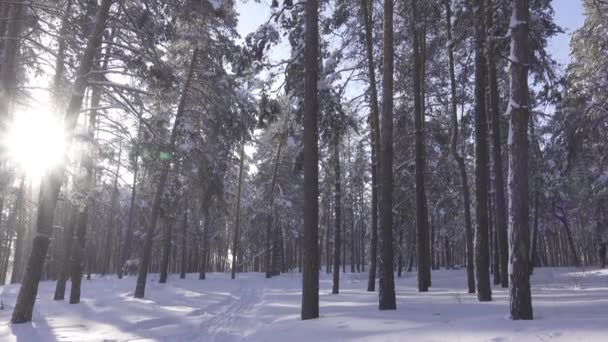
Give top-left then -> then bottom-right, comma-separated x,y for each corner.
1,268 -> 608,341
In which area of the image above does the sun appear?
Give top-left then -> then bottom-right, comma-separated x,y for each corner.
2,108 -> 68,180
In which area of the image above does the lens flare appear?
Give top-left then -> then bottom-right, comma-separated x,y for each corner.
2,109 -> 67,180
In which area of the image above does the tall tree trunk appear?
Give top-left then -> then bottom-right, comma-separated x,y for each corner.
444,0 -> 475,294
486,0 -> 509,289
553,206 -> 580,267
507,0 -> 533,320
101,144 -> 122,275
361,0 -> 381,293
231,144 -> 245,279
11,0 -> 113,323
412,0 -> 430,292
473,0 -> 492,302
0,1 -> 24,125
134,48 -> 198,298
265,135 -> 284,278
332,135 -> 342,294
118,144 -> 140,279
301,0 -> 320,321
379,0 -> 396,311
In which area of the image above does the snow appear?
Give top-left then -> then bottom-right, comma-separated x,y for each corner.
1,268 -> 608,341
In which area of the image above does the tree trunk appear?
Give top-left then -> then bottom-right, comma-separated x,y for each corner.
473,0 -> 492,302
507,0 -> 533,320
231,144 -> 245,279
11,0 -> 113,323
378,0 -> 396,311
412,0 -> 430,292
118,150 -> 139,279
332,135 -> 342,294
301,0 -> 320,321
265,134 -> 284,278
102,144 -> 122,275
135,48 -> 198,298
159,218 -> 173,284
53,209 -> 77,300
0,1 -> 24,123
9,180 -> 25,284
361,0 -> 381,293
444,0 -> 475,294
486,0 -> 509,289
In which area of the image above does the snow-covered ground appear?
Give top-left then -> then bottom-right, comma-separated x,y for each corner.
1,267 -> 607,341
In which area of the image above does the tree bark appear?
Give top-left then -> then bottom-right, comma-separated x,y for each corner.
486,0 -> 509,289
265,134 -> 284,278
159,217 -> 173,283
118,142 -> 140,279
378,0 -> 396,311
332,134 -> 342,294
473,0 -> 492,302
11,0 -> 113,323
412,0 -> 430,292
361,0 -> 381,293
301,0 -> 320,320
444,0 -> 475,294
231,144 -> 245,279
53,209 -> 77,300
508,0 -> 534,320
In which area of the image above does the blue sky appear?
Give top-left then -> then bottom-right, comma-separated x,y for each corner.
237,0 -> 586,66
549,0 -> 585,66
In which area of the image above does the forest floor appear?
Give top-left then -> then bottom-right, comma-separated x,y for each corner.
0,267 -> 607,341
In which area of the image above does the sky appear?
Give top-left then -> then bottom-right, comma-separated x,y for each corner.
236,0 -> 586,70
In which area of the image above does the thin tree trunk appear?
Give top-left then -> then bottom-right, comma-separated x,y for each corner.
231,144 -> 245,279
508,0 -> 533,320
473,0 -> 492,302
332,135 -> 342,294
118,141 -> 140,279
486,0 -> 509,288
265,135 -> 284,278
361,0 -> 381,293
135,48 -> 198,298
159,217 -> 173,283
11,0 -> 113,323
444,0 -> 475,294
53,209 -> 77,300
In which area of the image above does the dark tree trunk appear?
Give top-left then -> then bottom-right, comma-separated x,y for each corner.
265,136 -> 283,278
486,0 -> 509,289
119,151 -> 139,279
135,49 -> 198,298
332,135 -> 342,294
507,0 -> 533,320
361,0 -> 380,293
159,218 -> 173,284
301,0 -> 320,321
231,144 -> 245,279
0,1 -> 24,121
9,180 -> 26,284
412,0 -> 430,292
378,0 -> 396,311
473,0 -> 492,302
54,210 -> 77,300
444,0 -> 475,294
11,0 -> 113,323
180,210 -> 188,279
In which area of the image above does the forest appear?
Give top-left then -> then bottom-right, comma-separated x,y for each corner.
0,0 -> 607,341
